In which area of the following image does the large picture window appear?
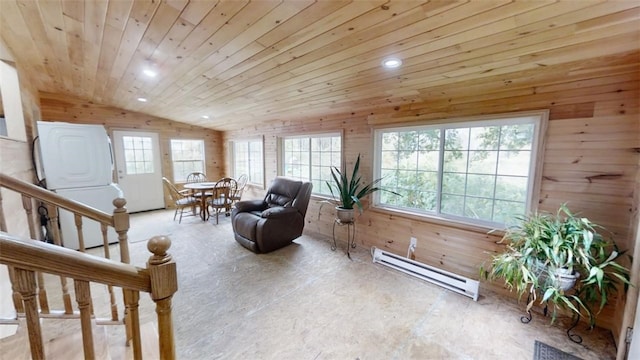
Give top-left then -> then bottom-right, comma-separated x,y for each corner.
281,133 -> 341,196
374,112 -> 546,227
232,138 -> 264,186
170,139 -> 205,182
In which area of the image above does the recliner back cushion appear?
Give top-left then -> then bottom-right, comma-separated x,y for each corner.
265,178 -> 302,207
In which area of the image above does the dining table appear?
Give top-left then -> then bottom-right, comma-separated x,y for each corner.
182,181 -> 218,221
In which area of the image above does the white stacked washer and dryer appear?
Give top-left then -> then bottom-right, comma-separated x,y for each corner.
37,121 -> 123,250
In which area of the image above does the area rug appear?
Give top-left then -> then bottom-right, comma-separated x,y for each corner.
534,340 -> 582,360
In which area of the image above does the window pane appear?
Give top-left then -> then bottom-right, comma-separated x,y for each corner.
497,150 -> 531,176
375,113 -> 541,227
232,139 -> 263,186
441,194 -> 464,216
468,150 -> 497,174
464,197 -> 493,221
124,136 -> 155,175
281,134 -> 341,196
171,139 -> 205,182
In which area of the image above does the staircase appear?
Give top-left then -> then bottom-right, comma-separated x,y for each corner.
0,173 -> 178,359
0,319 -> 160,359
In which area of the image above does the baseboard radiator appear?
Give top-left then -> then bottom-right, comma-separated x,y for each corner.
371,247 -> 479,301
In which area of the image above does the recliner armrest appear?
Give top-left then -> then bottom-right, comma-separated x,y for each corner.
261,206 -> 299,219
235,200 -> 268,213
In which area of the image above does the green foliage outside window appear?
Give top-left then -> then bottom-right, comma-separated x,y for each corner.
376,117 -> 539,226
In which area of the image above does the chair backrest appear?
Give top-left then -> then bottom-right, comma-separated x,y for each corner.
235,174 -> 248,190
186,172 -> 207,183
162,177 -> 182,203
230,174 -> 248,200
264,177 -> 313,217
213,177 -> 237,202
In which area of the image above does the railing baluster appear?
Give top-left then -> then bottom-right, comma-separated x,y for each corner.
14,268 -> 45,360
22,194 -> 50,313
46,203 -> 74,314
124,289 -> 142,360
101,223 -> 119,321
74,280 -> 95,360
74,214 -> 86,252
147,236 -> 177,360
7,266 -> 25,313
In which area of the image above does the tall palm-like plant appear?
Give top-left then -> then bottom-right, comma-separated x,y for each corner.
326,154 -> 399,213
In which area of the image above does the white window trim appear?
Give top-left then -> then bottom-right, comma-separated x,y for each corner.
230,137 -> 265,187
372,110 -> 548,229
170,139 -> 206,183
278,131 -> 343,196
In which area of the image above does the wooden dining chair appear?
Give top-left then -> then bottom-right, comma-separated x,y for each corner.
229,174 -> 248,207
185,171 -> 211,199
207,177 -> 237,224
186,172 -> 207,183
162,177 -> 199,223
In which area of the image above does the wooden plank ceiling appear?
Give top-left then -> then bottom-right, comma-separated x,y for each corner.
1,0 -> 639,131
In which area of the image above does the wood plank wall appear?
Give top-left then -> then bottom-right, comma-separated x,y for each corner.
225,64 -> 640,338
38,92 -> 225,208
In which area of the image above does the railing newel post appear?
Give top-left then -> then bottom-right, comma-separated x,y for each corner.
147,235 -> 177,360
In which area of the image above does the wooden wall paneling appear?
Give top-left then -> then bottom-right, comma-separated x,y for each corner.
145,0 -> 254,105
102,0 -> 161,100
94,0 -> 133,101
223,63 -> 639,338
191,0 -> 392,101
82,0 -> 108,97
233,7 -> 639,119
38,92 -> 224,209
114,0 -> 188,111
11,0 -> 61,87
37,0 -> 75,91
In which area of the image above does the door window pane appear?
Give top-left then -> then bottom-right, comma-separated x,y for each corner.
123,136 -> 154,175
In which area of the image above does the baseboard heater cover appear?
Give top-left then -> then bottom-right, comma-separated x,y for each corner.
371,247 -> 479,301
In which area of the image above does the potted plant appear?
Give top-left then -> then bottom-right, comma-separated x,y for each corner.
480,204 -> 630,327
325,154 -> 399,223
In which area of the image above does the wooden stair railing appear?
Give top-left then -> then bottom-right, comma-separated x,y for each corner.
0,231 -> 177,359
0,173 -> 130,322
0,173 -> 176,359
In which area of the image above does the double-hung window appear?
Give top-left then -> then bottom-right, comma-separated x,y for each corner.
170,139 -> 205,182
374,111 -> 546,227
232,138 -> 264,186
281,133 -> 341,196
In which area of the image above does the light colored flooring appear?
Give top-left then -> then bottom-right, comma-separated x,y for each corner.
2,208 -> 618,359
120,209 -> 617,359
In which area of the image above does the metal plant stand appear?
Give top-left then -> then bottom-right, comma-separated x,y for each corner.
332,219 -> 356,259
520,291 -> 583,344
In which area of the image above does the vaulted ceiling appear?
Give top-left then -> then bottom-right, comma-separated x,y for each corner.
1,0 -> 638,131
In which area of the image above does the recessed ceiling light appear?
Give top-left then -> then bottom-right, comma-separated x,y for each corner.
137,97 -> 147,102
143,68 -> 157,77
201,115 -> 210,119
382,57 -> 402,69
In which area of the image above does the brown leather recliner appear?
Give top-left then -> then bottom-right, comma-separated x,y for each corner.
231,177 -> 313,253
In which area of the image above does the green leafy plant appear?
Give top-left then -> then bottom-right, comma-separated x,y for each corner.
325,154 -> 399,212
480,204 -> 630,327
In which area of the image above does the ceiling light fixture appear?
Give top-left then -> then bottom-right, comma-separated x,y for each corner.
137,97 -> 147,102
382,57 -> 402,69
143,68 -> 157,77
201,115 -> 210,119
142,60 -> 158,77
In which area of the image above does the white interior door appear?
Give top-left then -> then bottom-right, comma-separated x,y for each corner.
112,130 -> 164,213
